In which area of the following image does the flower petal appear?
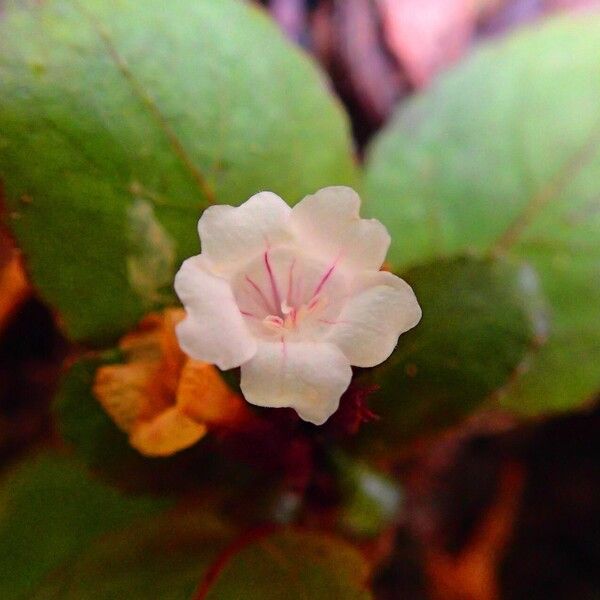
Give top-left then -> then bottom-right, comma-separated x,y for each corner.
174,255 -> 257,369
198,191 -> 291,272
176,359 -> 248,426
240,341 -> 352,425
327,271 -> 422,367
130,407 -> 207,457
93,361 -> 157,433
290,186 -> 390,271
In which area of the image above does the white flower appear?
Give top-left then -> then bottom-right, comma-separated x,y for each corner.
174,187 -> 421,425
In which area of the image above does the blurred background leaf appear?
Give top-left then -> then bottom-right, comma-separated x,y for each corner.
0,452 -> 170,600
0,0 -> 357,344
199,529 -> 372,600
363,257 -> 547,447
0,451 -> 372,599
30,509 -> 236,600
365,16 -> 600,416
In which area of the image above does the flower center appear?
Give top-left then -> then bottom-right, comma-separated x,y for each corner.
231,247 -> 347,341
262,294 -> 329,332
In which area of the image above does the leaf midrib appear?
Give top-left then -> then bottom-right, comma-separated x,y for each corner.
71,0 -> 217,208
491,121 -> 600,255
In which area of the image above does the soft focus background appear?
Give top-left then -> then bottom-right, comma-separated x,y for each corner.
1,0 -> 599,598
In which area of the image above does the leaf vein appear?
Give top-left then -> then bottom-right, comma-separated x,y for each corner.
492,124 -> 600,253
72,0 -> 217,206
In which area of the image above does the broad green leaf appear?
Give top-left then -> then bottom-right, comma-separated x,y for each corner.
365,17 -> 600,414
31,510 -> 235,600
365,257 -> 547,444
0,0 -> 357,344
0,452 -> 169,600
202,529 -> 372,600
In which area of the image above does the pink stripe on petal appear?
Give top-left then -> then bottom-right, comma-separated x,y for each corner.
313,261 -> 337,297
318,318 -> 351,325
245,275 -> 274,313
264,250 -> 282,313
286,259 -> 296,305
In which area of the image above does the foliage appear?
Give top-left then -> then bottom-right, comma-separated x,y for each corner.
200,529 -> 371,600
363,257 -> 547,445
0,0 -> 357,344
365,17 -> 600,414
0,453 -> 169,600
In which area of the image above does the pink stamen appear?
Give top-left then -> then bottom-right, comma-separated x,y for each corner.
245,275 -> 274,313
264,250 -> 282,314
263,315 -> 284,329
282,307 -> 298,329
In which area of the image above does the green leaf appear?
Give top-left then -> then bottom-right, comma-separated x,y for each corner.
23,518 -> 370,599
365,16 -> 600,414
201,529 -> 372,600
366,257 -> 547,444
31,510 -> 235,600
0,0 -> 357,344
0,452 -> 169,600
